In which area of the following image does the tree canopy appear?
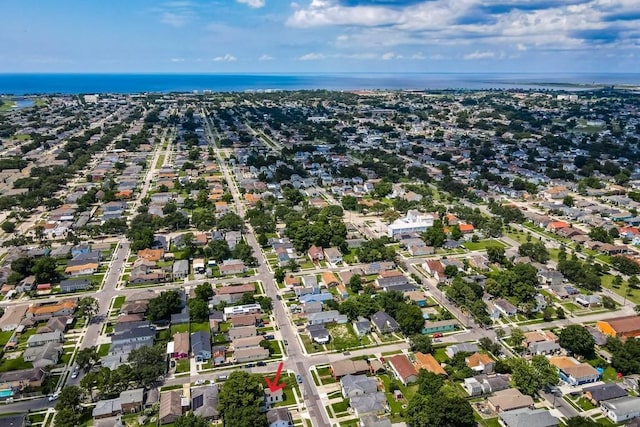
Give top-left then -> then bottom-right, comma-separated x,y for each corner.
558,325 -> 596,358
218,371 -> 267,427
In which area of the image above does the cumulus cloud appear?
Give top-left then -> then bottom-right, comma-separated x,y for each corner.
237,0 -> 265,8
464,50 -> 495,60
213,54 -> 237,62
259,54 -> 274,61
286,0 -> 640,53
170,58 -> 185,62
411,52 -> 426,60
299,52 -> 326,60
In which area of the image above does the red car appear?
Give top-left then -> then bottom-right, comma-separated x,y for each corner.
432,333 -> 443,338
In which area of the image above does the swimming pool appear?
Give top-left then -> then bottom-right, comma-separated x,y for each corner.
0,389 -> 13,398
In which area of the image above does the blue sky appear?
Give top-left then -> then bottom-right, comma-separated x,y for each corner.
0,0 -> 638,73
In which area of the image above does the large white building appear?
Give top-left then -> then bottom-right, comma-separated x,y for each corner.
387,210 -> 434,237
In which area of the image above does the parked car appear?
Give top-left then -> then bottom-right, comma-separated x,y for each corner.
432,333 -> 443,338
217,375 -> 228,382
296,374 -> 303,384
257,361 -> 267,367
245,363 -> 254,368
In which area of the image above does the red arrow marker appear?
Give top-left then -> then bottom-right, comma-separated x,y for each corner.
264,361 -> 285,392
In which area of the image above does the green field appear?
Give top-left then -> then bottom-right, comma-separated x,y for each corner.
463,239 -> 506,251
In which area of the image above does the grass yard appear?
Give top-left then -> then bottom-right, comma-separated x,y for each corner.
190,322 -> 210,334
0,330 -> 14,346
317,366 -> 337,385
433,347 -> 449,363
327,324 -> 364,351
0,356 -> 33,372
274,373 -> 301,407
176,358 -> 190,374
331,399 -> 350,414
171,323 -> 190,334
97,343 -> 110,357
112,295 -> 125,310
463,239 -> 506,251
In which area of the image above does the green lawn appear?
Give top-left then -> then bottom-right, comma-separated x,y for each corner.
97,343 -> 110,357
268,340 -> 282,356
190,322 -> 210,334
176,358 -> 190,374
0,357 -> 33,372
331,399 -> 350,414
327,324 -> 364,351
112,295 -> 125,310
317,366 -> 337,385
463,239 -> 506,251
274,373 -> 300,407
171,323 -> 190,334
433,347 -> 449,363
0,330 -> 14,346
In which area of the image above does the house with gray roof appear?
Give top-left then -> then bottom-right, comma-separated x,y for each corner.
192,385 -> 219,420
192,330 -> 212,361
172,260 -> 189,280
601,396 -> 640,423
583,383 -> 628,404
60,278 -> 92,293
350,392 -> 387,417
370,311 -> 399,334
353,317 -> 371,337
499,408 -> 559,427
446,342 -> 479,358
307,310 -> 347,325
27,330 -> 63,347
340,374 -> 378,398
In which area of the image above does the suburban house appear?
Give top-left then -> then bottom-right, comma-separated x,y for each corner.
597,316 -> 640,339
120,388 -> 145,414
0,305 -> 28,331
550,356 -> 601,386
498,408 -> 559,427
463,374 -> 510,396
22,342 -> 62,368
370,311 -> 400,334
422,319 -> 458,335
159,391 -> 183,425
228,325 -> 257,340
307,310 -> 348,325
465,353 -> 495,374
264,387 -> 283,407
488,388 -> 534,412
488,298 -> 518,318
350,392 -> 387,417
353,318 -> 371,337
172,260 -> 189,280
583,383 -> 628,404
307,324 -> 330,344
0,368 -> 47,391
192,385 -> 219,420
234,347 -> 269,363
212,284 -> 256,304
60,278 -> 92,293
266,407 -> 293,427
331,359 -> 371,379
323,247 -> 343,266
171,332 -> 189,359
64,263 -> 99,276
388,354 -> 418,385
340,374 -> 378,398
601,396 -> 640,423
308,245 -> 324,262
219,259 -> 247,276
26,300 -> 76,322
413,352 -> 447,376
191,331 -> 212,361
446,343 -> 479,358
27,330 -> 64,347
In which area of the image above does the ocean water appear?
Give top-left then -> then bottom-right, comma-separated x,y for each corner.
0,73 -> 638,95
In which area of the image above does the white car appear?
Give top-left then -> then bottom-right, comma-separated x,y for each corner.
48,392 -> 59,402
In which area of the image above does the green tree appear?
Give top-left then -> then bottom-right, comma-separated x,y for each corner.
55,385 -> 83,412
147,290 -> 182,322
274,268 -> 285,284
405,392 -> 475,427
348,274 -> 363,293
194,283 -> 214,301
510,328 -> 525,352
444,264 -> 458,278
373,181 -> 393,198
409,334 -> 433,354
341,195 -> 358,210
518,241 -> 549,263
558,325 -> 596,358
589,226 -> 613,244
218,371 -> 267,427
1,221 -> 15,233
31,256 -> 59,283
486,245 -> 505,264
174,413 -> 210,427
566,417 -> 600,427
128,345 -> 166,387
416,370 -> 444,395
510,356 -> 558,396
208,239 -> 231,263
76,346 -> 100,372
76,296 -> 99,320
189,298 -> 210,323
562,195 -> 574,207
54,408 -> 80,427
396,304 -> 425,335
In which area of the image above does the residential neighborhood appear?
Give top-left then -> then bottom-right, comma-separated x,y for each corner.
1,87 -> 640,427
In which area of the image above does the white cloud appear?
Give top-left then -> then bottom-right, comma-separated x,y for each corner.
259,54 -> 274,61
299,52 -> 326,60
430,54 -> 445,60
170,58 -> 185,62
213,54 -> 237,62
160,12 -> 190,27
237,0 -> 265,8
381,52 -> 396,60
464,50 -> 495,60
411,52 -> 426,60
517,43 -> 527,51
